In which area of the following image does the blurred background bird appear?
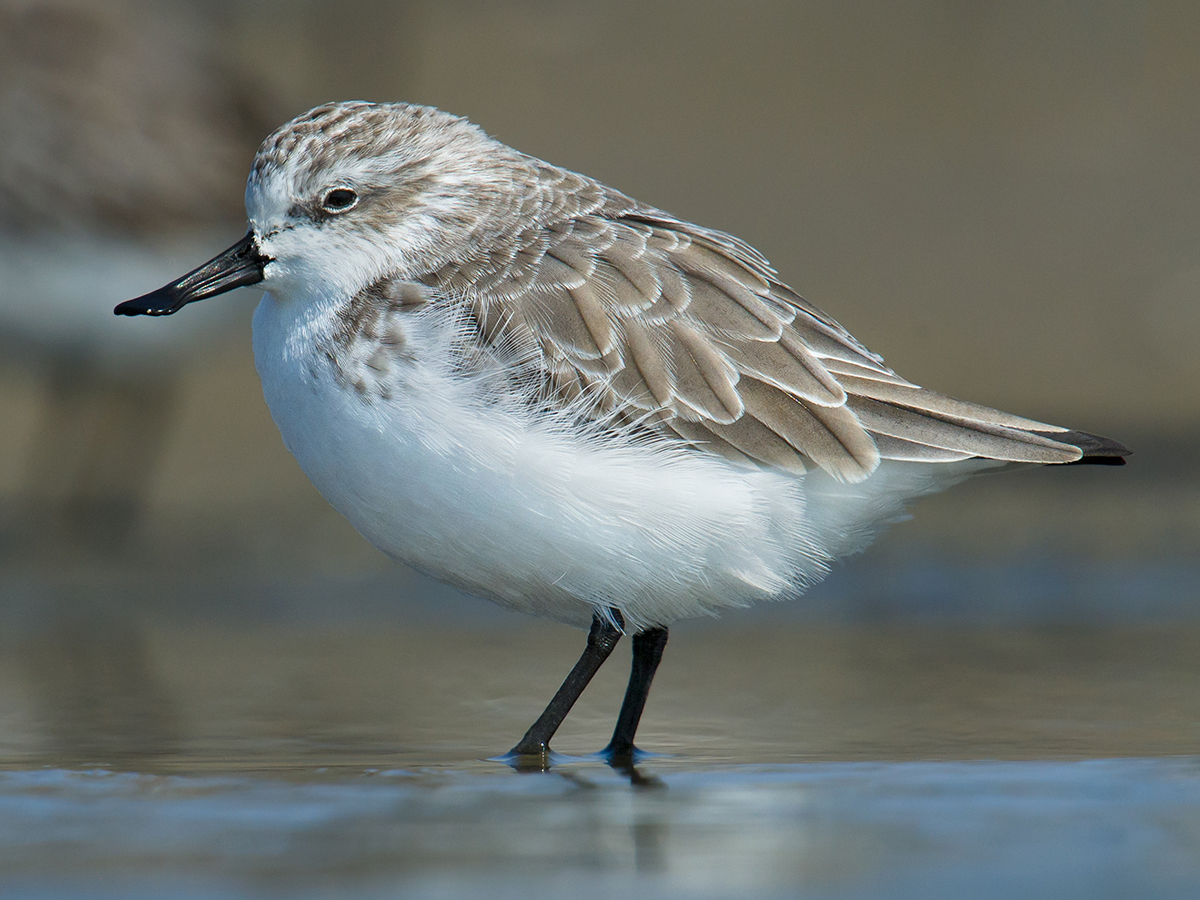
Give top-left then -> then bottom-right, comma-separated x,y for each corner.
0,0 -> 276,557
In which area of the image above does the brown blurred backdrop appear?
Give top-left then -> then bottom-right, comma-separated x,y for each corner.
0,0 -> 1197,584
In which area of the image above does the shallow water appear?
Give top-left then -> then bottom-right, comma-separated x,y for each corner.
2,596 -> 1200,898
3,759 -> 1199,899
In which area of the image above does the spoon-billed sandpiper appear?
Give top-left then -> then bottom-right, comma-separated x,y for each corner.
117,101 -> 1128,767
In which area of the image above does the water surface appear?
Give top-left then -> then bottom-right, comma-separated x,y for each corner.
2,606 -> 1199,898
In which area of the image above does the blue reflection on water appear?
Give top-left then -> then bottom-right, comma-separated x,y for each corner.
1,758 -> 1198,899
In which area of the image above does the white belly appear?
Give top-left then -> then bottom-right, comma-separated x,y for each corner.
251,293 -> 981,629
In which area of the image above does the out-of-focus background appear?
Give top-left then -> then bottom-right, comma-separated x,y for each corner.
1,0 -> 1196,582
1,2 -> 1198,898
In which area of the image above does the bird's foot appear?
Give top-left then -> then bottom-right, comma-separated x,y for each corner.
597,743 -> 665,788
597,740 -> 660,766
495,739 -> 556,772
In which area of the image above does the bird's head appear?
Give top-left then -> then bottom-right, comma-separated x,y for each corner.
116,101 -> 516,317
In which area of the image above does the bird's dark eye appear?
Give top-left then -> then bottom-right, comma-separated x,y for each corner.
321,188 -> 358,214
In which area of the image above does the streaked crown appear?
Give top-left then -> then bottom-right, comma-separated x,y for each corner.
245,101 -> 526,286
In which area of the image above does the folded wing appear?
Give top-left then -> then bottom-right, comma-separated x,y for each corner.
425,170 -> 1128,481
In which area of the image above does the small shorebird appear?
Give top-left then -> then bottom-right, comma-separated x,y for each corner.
117,101 -> 1127,767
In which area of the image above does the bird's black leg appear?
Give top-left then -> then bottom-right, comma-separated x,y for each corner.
508,609 -> 624,767
603,625 -> 669,765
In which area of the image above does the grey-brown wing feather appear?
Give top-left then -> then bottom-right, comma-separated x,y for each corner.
426,171 -> 1096,480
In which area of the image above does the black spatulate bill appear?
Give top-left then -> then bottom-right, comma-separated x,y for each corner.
114,232 -> 268,317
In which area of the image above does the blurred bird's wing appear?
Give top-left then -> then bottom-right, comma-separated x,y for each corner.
425,169 -> 1097,482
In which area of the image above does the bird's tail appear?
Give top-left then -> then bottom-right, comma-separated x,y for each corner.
835,375 -> 1131,467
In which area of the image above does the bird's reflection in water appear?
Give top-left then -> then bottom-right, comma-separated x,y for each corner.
502,749 -> 666,789
534,761 -> 670,875
608,758 -> 667,791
